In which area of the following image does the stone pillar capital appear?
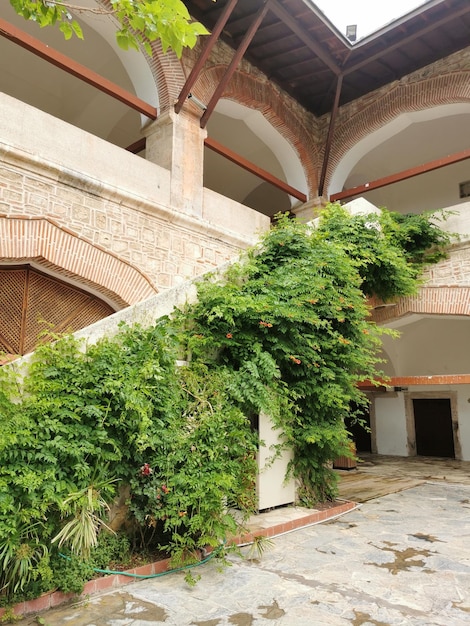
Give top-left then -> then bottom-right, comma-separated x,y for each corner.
291,196 -> 328,222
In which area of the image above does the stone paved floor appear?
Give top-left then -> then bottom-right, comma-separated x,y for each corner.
21,457 -> 470,626
337,453 -> 470,502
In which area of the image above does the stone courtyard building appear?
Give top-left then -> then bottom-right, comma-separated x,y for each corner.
1,0 -> 470,461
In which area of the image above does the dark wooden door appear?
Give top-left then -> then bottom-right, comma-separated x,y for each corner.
345,405 -> 372,453
413,398 -> 455,458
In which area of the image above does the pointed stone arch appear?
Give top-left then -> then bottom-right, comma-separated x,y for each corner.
326,66 -> 470,195
197,66 -> 318,197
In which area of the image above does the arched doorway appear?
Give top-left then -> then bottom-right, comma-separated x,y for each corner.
0,216 -> 158,361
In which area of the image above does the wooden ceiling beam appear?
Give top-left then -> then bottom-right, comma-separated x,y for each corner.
342,4 -> 470,76
200,1 -> 270,129
0,18 -> 157,119
330,148 -> 470,202
175,0 -> 239,114
269,0 -> 341,75
318,73 -> 343,197
204,137 -> 307,202
359,374 -> 470,388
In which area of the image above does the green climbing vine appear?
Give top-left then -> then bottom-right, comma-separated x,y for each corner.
0,204 -> 452,602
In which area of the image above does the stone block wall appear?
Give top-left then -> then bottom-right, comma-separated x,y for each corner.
0,93 -> 269,302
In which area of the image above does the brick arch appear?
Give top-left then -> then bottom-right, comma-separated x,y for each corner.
326,70 -> 470,194
197,66 -> 319,195
370,286 -> 470,325
143,40 -> 186,112
0,216 -> 157,308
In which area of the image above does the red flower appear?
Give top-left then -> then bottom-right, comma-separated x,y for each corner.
226,333 -> 233,339
140,463 -> 153,476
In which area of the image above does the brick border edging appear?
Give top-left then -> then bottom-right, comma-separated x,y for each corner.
231,500 -> 357,545
0,555 -> 174,620
0,500 -> 356,619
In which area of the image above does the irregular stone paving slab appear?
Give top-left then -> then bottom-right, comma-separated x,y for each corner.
23,481 -> 470,626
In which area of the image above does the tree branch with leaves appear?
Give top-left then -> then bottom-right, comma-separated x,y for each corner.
9,0 -> 212,56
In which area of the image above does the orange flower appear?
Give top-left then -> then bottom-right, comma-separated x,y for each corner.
226,333 -> 233,339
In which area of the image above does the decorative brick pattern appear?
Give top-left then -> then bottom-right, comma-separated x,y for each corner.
371,285 -> 470,325
99,0 -> 186,114
0,215 -> 156,307
0,159 -> 242,294
182,35 -> 320,198
198,66 -> 320,196
370,242 -> 470,324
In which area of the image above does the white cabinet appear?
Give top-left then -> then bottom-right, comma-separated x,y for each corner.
256,412 -> 296,511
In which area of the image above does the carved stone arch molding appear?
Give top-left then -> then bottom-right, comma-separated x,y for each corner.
0,216 -> 157,357
198,66 -> 319,196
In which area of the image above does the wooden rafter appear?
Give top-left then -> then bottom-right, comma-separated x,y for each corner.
204,137 -> 307,202
0,18 -> 157,119
330,148 -> 470,203
268,0 -> 341,75
200,1 -> 271,129
343,4 -> 470,76
175,0 -> 239,114
318,73 -> 343,197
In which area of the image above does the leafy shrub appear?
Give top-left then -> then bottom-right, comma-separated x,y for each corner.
0,205 -> 451,599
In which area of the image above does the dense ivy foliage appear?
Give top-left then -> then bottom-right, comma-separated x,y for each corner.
0,324 -> 258,598
175,212 -> 387,503
0,206 -> 451,602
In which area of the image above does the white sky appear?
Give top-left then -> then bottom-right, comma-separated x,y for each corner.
314,0 -> 429,40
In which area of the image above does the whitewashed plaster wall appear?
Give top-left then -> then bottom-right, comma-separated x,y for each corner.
456,385 -> 470,460
379,318 -> 470,377
374,393 -> 408,456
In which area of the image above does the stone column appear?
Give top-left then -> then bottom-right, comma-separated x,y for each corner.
290,196 -> 328,222
143,109 -> 206,217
